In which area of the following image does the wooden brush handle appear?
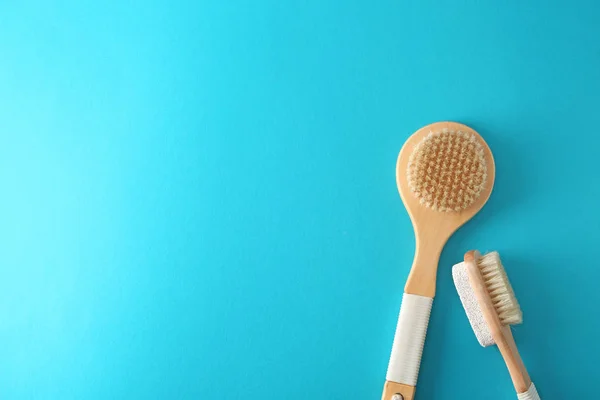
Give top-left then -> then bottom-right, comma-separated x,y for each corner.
381,232 -> 441,399
496,326 -> 532,393
381,381 -> 415,400
517,382 -> 541,399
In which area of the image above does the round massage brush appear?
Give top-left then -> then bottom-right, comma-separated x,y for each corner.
382,122 -> 495,400
452,251 -> 541,399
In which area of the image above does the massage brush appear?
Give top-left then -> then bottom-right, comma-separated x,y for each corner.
452,251 -> 541,399
381,122 -> 495,400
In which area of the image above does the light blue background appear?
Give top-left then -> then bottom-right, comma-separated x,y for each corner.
1,1 -> 599,399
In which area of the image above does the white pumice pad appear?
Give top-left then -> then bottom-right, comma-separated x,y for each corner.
452,261 -> 494,347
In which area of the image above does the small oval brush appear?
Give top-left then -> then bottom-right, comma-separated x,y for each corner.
452,251 -> 541,400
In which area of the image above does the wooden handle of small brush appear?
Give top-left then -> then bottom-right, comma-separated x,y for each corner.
381,381 -> 415,400
497,326 -> 532,393
496,330 -> 541,399
517,382 -> 541,399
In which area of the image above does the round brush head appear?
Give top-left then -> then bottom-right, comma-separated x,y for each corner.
407,129 -> 487,212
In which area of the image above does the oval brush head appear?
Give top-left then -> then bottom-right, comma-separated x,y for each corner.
452,251 -> 523,347
407,129 -> 487,212
395,122 -> 495,297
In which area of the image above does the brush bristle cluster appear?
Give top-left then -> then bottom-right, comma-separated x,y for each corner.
478,252 -> 523,326
407,129 -> 487,212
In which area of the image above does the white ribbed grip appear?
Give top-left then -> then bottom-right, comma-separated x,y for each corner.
386,293 -> 433,386
518,383 -> 540,400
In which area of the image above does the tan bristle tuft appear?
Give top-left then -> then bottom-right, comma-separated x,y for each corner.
477,252 -> 523,326
407,129 -> 487,212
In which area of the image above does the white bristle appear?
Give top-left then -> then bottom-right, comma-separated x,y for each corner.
478,252 -> 522,326
452,252 -> 522,347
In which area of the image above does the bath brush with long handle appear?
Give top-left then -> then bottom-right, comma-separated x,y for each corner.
452,251 -> 541,399
382,122 -> 495,400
